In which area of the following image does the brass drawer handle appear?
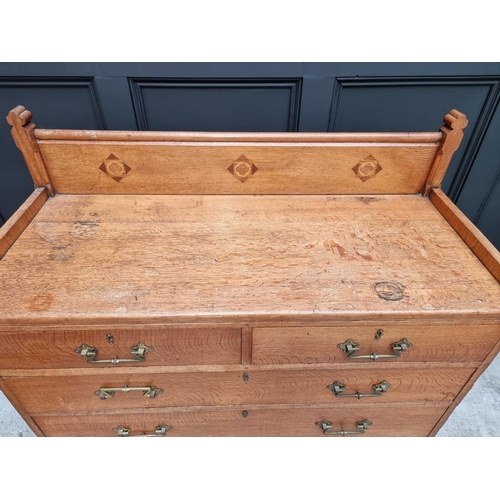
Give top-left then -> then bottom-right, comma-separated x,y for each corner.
95,385 -> 164,400
327,380 -> 391,399
338,338 -> 413,361
316,419 -> 372,436
75,342 -> 153,365
113,423 -> 172,437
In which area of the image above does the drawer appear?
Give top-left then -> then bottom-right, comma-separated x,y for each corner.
0,328 -> 241,370
253,323 -> 500,364
4,366 -> 474,414
33,403 -> 448,436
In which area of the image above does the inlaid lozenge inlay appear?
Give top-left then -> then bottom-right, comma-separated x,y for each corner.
228,155 -> 258,183
99,154 -> 131,182
352,155 -> 382,182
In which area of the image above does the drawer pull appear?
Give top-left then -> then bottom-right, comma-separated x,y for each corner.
316,419 -> 372,436
338,337 -> 413,360
113,423 -> 172,437
95,385 -> 164,400
75,342 -> 153,365
327,380 -> 391,399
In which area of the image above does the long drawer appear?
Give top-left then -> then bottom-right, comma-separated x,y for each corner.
0,328 -> 241,369
4,366 -> 474,414
253,323 -> 500,364
33,403 -> 448,437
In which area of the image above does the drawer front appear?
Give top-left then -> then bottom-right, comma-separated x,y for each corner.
4,366 -> 473,414
34,403 -> 448,437
0,328 -> 241,370
253,323 -> 500,364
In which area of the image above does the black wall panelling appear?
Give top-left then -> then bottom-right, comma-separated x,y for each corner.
475,170 -> 500,250
0,77 -> 106,221
455,94 -> 500,222
447,81 -> 500,202
128,78 -> 302,132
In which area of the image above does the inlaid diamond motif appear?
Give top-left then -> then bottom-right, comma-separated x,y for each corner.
228,155 -> 258,183
99,154 -> 131,182
352,155 -> 382,182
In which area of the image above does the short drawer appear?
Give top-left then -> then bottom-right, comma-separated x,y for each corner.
33,403 -> 448,437
3,366 -> 474,414
0,328 -> 241,370
253,323 -> 500,364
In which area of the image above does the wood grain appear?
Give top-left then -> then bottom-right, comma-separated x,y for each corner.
33,402 -> 448,436
1,194 -> 499,327
4,366 -> 473,414
430,188 -> 500,283
1,107 -> 496,439
6,106 -> 55,196
38,142 -> 439,195
0,378 -> 45,436
0,328 -> 241,370
0,188 -> 47,259
35,129 -> 443,143
428,337 -> 500,436
241,327 -> 253,364
252,323 -> 500,364
0,360 -> 480,378
424,110 -> 468,195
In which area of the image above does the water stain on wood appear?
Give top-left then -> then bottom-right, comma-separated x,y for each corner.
324,240 -> 349,258
354,248 -> 373,261
70,220 -> 100,237
374,281 -> 406,301
29,293 -> 54,312
357,196 -> 378,204
324,239 -> 373,261
49,244 -> 73,261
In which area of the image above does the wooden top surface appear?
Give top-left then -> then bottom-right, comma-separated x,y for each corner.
1,193 -> 499,327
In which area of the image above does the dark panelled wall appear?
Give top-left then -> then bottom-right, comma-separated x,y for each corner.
0,63 -> 499,249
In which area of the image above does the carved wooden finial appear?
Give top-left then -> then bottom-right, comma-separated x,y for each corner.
5,105 -> 55,196
443,109 -> 468,131
6,105 -> 34,128
423,109 -> 468,196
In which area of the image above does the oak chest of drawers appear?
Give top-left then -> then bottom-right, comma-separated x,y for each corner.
1,106 -> 499,437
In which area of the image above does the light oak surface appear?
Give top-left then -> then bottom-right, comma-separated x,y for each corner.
1,106 -> 499,437
253,323 -> 500,364
0,378 -> 44,436
429,337 -> 500,436
430,188 -> 500,283
6,106 -> 54,195
4,366 -> 474,414
424,110 -> 468,195
1,194 -> 499,327
35,129 -> 443,143
0,328 -> 241,370
0,187 -> 47,259
38,143 -> 439,195
33,402 -> 448,437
